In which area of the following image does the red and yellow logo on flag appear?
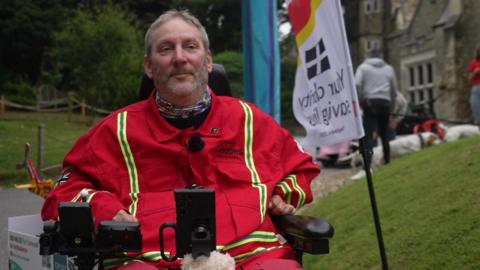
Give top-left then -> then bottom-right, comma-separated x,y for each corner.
288,0 -> 364,147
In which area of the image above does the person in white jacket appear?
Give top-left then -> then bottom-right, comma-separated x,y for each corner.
355,49 -> 398,164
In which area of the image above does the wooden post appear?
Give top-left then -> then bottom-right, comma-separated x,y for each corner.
67,92 -> 73,122
38,124 -> 45,170
81,99 -> 86,122
0,95 -> 5,115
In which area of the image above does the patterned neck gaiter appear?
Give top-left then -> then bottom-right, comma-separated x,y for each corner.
155,89 -> 212,119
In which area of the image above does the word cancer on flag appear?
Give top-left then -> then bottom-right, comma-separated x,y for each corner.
288,0 -> 364,147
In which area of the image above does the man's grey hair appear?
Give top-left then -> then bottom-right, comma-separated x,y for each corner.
144,10 -> 210,57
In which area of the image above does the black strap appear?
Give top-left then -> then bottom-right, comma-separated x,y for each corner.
417,133 -> 425,149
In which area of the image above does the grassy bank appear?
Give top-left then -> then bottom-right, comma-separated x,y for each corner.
303,136 -> 480,269
0,112 -> 98,186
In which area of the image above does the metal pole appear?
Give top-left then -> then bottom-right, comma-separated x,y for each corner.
38,123 -> 45,170
359,137 -> 389,270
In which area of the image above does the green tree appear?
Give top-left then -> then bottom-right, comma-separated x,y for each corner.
0,0 -> 78,85
117,0 -> 243,53
187,0 -> 242,53
45,4 -> 143,110
116,0 -> 175,34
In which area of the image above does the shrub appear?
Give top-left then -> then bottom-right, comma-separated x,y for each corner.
45,4 -> 143,110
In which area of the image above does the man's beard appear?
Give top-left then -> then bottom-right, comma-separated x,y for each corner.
152,58 -> 209,100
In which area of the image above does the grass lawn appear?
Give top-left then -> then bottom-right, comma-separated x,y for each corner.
0,112 -> 100,186
303,136 -> 480,269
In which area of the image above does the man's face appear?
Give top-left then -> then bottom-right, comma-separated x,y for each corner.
144,17 -> 212,105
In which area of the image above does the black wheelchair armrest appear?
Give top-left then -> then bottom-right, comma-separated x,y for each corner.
273,214 -> 334,255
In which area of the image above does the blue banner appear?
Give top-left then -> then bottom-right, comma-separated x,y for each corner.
242,0 -> 281,123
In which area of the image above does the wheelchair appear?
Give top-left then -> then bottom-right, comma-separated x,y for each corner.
40,64 -> 334,269
39,189 -> 334,270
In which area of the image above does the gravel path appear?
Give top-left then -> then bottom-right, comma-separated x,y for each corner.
311,169 -> 359,200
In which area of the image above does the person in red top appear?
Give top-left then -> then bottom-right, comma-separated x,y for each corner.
468,46 -> 480,125
41,9 -> 320,270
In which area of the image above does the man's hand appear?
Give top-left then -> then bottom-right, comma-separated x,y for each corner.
268,195 -> 296,216
113,209 -> 138,222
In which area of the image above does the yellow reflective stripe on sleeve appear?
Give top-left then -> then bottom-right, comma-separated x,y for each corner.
239,101 -> 267,223
103,251 -> 172,269
220,231 -> 278,251
233,245 -> 283,262
275,181 -> 292,205
104,257 -> 131,269
71,190 -> 83,202
137,251 -> 167,261
71,188 -> 91,202
117,112 -> 140,216
285,174 -> 306,208
119,260 -> 145,269
71,189 -> 114,204
84,190 -> 109,203
85,193 -> 94,203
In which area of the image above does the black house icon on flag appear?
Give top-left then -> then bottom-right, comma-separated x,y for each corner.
305,38 -> 330,80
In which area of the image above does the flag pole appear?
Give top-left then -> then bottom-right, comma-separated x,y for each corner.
359,137 -> 389,270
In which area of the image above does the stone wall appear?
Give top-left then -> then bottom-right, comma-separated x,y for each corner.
387,0 -> 480,122
344,0 -> 479,123
453,0 -> 480,120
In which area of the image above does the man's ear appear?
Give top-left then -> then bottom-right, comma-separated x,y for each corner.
144,55 -> 153,79
207,50 -> 213,73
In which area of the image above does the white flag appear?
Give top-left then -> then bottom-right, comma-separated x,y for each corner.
288,0 -> 364,147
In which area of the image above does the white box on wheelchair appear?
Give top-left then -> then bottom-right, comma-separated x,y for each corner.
8,214 -> 72,270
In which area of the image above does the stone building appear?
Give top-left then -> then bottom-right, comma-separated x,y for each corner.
343,0 -> 480,123
342,0 -> 389,68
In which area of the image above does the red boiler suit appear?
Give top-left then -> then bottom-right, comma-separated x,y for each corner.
41,92 -> 320,269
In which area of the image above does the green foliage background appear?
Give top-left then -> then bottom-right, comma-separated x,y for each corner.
44,4 -> 143,110
0,0 -> 298,123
